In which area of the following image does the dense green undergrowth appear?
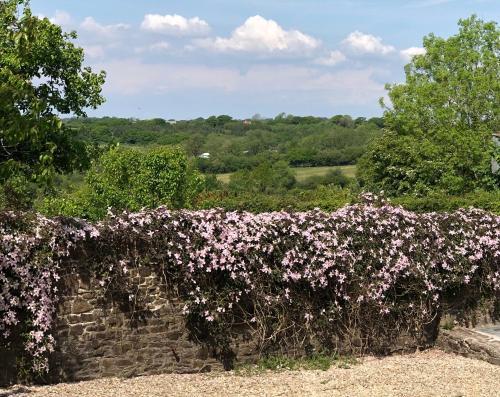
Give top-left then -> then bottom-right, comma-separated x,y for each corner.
32,185 -> 500,221
195,188 -> 500,215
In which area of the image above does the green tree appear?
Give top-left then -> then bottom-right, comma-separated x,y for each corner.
359,15 -> 499,195
0,0 -> 105,208
39,147 -> 204,220
228,160 -> 296,194
297,169 -> 351,190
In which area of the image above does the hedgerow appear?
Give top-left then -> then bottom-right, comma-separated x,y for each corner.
194,187 -> 500,215
1,194 -> 499,373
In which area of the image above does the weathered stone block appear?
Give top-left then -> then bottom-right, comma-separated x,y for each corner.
69,324 -> 84,337
166,330 -> 183,340
85,324 -> 106,333
58,301 -> 73,315
72,298 -> 93,314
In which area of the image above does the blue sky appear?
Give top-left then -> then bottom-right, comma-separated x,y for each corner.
32,0 -> 499,120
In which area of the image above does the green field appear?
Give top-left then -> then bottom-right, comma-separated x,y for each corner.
216,165 -> 357,184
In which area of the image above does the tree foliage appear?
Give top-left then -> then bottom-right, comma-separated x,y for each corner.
228,160 -> 296,194
297,169 -> 351,190
67,115 -> 382,173
40,147 -> 204,220
0,0 -> 105,207
359,16 -> 499,195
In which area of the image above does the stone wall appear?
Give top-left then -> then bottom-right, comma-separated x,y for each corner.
48,268 -> 258,383
1,267 -> 258,386
3,264 -> 495,386
0,264 -> 439,386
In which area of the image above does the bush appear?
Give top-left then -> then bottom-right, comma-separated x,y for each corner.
228,161 -> 296,194
358,131 -> 498,196
195,186 -> 355,212
195,187 -> 500,215
38,147 -> 204,220
0,173 -> 37,211
2,195 -> 499,374
297,169 -> 352,190
391,190 -> 500,214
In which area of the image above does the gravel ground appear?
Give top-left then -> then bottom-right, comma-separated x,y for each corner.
1,349 -> 499,397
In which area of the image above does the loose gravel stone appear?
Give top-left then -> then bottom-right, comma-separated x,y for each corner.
2,350 -> 499,397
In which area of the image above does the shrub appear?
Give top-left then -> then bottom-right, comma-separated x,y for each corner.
38,147 -> 204,220
195,186 -> 355,213
195,187 -> 500,215
391,190 -> 500,214
297,169 -> 352,190
228,161 -> 296,194
0,173 -> 37,211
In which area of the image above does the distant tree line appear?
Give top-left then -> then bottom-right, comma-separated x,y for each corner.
66,115 -> 384,173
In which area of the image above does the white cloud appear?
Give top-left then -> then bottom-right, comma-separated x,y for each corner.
83,45 -> 105,59
400,46 -> 426,61
141,14 -> 210,36
343,31 -> 395,55
81,17 -> 130,36
314,50 -> 347,66
100,60 -> 238,94
198,15 -> 320,54
37,10 -> 72,26
99,59 -> 384,107
50,10 -> 72,26
149,41 -> 171,51
135,41 -> 171,54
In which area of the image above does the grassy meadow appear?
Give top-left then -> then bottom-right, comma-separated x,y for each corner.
216,165 -> 357,184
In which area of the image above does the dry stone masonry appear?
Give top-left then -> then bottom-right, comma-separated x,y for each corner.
48,270 -> 257,383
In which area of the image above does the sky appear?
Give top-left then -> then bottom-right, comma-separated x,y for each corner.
31,0 -> 499,120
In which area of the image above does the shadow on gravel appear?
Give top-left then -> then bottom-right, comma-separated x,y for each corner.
0,386 -> 32,396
